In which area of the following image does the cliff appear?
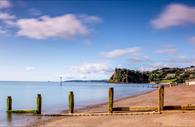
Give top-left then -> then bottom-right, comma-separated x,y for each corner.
109,68 -> 149,83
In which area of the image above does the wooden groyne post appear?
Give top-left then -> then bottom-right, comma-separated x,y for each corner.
69,91 -> 74,113
36,94 -> 42,114
158,85 -> 164,112
7,96 -> 12,111
108,87 -> 114,113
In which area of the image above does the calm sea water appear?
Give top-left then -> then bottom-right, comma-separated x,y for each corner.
0,81 -> 155,127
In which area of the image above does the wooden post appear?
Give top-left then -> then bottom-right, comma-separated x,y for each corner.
158,85 -> 164,112
162,86 -> 164,108
68,91 -> 74,113
36,94 -> 42,114
108,87 -> 114,113
7,96 -> 12,111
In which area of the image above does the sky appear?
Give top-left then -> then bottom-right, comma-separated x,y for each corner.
0,0 -> 195,81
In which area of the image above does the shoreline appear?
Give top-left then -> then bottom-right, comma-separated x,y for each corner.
33,85 -> 195,127
29,88 -> 156,127
75,88 -> 155,112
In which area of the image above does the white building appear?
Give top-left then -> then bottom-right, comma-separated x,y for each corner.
186,79 -> 195,85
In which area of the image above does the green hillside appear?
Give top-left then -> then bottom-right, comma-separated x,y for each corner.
109,66 -> 195,84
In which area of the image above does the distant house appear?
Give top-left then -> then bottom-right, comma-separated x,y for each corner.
186,79 -> 195,85
165,73 -> 175,79
185,66 -> 195,72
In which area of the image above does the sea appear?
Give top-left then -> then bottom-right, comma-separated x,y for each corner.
0,81 -> 156,127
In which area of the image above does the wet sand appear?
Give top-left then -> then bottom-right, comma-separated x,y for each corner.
32,85 -> 195,127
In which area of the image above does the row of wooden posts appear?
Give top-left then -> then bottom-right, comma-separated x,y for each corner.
7,94 -> 42,114
6,86 -> 166,115
109,86 -> 165,113
6,91 -> 76,114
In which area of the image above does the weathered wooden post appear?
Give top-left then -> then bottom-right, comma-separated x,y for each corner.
108,87 -> 114,113
68,91 -> 74,113
36,94 -> 42,114
162,85 -> 164,108
7,96 -> 12,111
158,85 -> 164,112
6,96 -> 12,122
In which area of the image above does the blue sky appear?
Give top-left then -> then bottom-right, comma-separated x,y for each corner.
0,0 -> 195,81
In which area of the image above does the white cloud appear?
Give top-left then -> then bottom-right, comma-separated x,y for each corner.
155,48 -> 177,54
150,63 -> 176,69
70,63 -> 112,74
0,12 -> 16,35
0,13 -> 15,20
79,15 -> 102,23
164,55 -> 191,63
0,26 -> 7,34
128,56 -> 150,63
25,66 -> 35,71
101,47 -> 141,58
0,0 -> 12,9
151,3 -> 195,29
15,14 -> 101,39
0,10 -> 101,40
16,14 -> 89,39
0,12 -> 16,26
135,55 -> 195,71
62,63 -> 113,80
138,63 -> 176,71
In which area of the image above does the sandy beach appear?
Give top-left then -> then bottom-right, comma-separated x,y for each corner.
32,85 -> 195,127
